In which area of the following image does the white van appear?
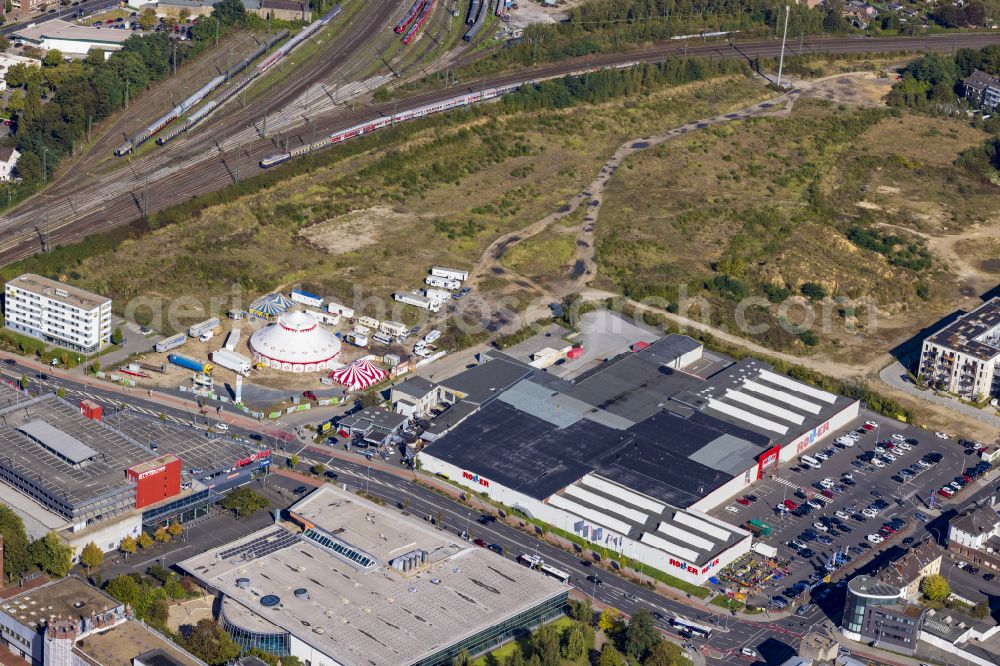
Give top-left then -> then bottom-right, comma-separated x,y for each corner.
800,455 -> 821,469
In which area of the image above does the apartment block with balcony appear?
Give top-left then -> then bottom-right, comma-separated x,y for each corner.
918,297 -> 1000,401
3,273 -> 111,354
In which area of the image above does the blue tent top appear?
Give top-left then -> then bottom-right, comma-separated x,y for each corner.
248,293 -> 292,318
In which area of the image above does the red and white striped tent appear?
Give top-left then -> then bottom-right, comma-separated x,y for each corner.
330,359 -> 387,390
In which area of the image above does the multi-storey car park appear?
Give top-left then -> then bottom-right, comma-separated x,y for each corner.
415,327 -> 860,585
0,385 -> 271,556
3,273 -> 112,354
178,484 -> 568,666
918,296 -> 1000,402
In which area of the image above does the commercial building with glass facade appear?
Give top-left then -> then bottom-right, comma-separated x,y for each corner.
178,485 -> 569,666
841,576 -> 904,641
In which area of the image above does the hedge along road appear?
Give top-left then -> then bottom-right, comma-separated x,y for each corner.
1,32 -> 999,267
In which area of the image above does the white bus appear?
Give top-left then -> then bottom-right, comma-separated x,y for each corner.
799,455 -> 822,469
669,617 -> 713,639
517,554 -> 570,584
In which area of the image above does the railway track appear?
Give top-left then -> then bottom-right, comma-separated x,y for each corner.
2,32 -> 999,266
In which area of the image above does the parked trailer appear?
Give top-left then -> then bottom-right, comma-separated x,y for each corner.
188,317 -> 220,338
424,329 -> 441,344
425,275 -> 461,290
422,288 -> 451,303
224,328 -> 241,352
394,292 -> 440,312
346,332 -> 369,347
402,0 -> 433,45
380,320 -> 409,338
168,354 -> 213,374
327,301 -> 355,318
395,0 -> 425,33
155,333 -> 187,353
357,316 -> 380,330
212,349 -> 252,376
430,266 -> 469,281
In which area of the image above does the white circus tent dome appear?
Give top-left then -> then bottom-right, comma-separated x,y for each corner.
248,310 -> 342,373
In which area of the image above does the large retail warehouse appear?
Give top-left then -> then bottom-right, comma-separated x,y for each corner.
418,333 -> 859,584
179,485 -> 567,666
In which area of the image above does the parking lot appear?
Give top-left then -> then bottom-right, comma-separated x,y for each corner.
708,409 -> 993,607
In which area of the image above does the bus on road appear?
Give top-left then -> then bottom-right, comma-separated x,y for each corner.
669,617 -> 713,639
517,554 -> 571,584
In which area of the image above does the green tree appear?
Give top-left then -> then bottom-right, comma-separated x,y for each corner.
921,573 -> 950,601
597,608 -> 620,634
118,535 -> 137,560
530,623 -> 560,666
0,505 -> 31,584
289,453 -> 299,468
111,326 -> 124,345
503,645 -> 526,666
105,574 -> 153,616
18,373 -> 27,390
971,600 -> 990,619
14,151 -> 42,185
168,520 -> 183,538
42,50 -> 63,68
80,541 -> 104,572
183,619 -> 241,666
137,532 -> 154,549
567,597 -> 593,623
643,640 -> 684,666
138,8 -> 158,30
154,527 -> 170,543
625,608 -> 661,661
561,621 -> 587,660
211,0 -> 247,26
220,486 -> 270,517
311,463 -> 325,476
148,598 -> 170,626
28,532 -> 72,577
0,36 -> 10,53
451,649 -> 473,666
597,643 -> 623,666
800,282 -> 827,300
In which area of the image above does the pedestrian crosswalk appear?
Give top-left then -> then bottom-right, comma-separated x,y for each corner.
774,476 -> 800,489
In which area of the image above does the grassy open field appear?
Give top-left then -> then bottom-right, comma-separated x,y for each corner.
9,74 -> 768,331
596,83 -> 996,363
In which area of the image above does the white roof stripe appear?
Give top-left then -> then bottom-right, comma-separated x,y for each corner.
725,390 -> 806,425
657,523 -> 714,551
640,532 -> 700,562
758,369 -> 837,404
742,380 -> 821,414
563,485 -> 648,524
672,511 -> 733,541
706,399 -> 789,435
547,495 -> 633,535
580,474 -> 666,513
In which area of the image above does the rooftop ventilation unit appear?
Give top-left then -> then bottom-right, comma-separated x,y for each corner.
236,578 -> 250,589
294,588 -> 309,599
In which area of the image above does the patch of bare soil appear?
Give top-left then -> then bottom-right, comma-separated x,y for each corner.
300,206 -> 420,255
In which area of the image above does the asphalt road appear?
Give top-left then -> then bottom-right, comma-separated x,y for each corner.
0,1 -> 116,36
3,32 -> 1000,267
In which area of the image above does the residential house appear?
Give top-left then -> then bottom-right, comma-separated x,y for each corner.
876,539 -> 942,601
963,69 -> 1000,110
948,498 -> 1000,570
0,147 -> 20,182
391,375 -> 439,419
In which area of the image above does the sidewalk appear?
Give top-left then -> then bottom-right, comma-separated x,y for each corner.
880,361 -> 1000,430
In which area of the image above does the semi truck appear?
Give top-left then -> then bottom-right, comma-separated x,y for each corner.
188,317 -> 220,338
155,333 -> 187,353
425,275 -> 461,290
224,328 -> 241,351
168,354 -> 213,374
394,291 -> 440,313
430,266 -> 469,281
212,349 -> 252,376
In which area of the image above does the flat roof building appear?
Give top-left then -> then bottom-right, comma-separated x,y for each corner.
418,330 -> 859,583
4,273 -> 112,354
178,485 -> 568,666
919,297 -> 1000,400
13,20 -> 133,55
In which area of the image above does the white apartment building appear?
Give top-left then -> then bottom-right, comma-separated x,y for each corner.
4,273 -> 111,353
918,297 -> 1000,401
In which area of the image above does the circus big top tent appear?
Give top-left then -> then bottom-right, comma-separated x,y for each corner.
248,310 -> 342,372
331,359 -> 388,390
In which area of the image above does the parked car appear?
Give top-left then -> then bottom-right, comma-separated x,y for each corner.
473,538 -> 488,548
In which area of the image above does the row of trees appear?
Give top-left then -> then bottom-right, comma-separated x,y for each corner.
465,600 -> 685,666
0,506 -> 74,582
2,0 -> 250,204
